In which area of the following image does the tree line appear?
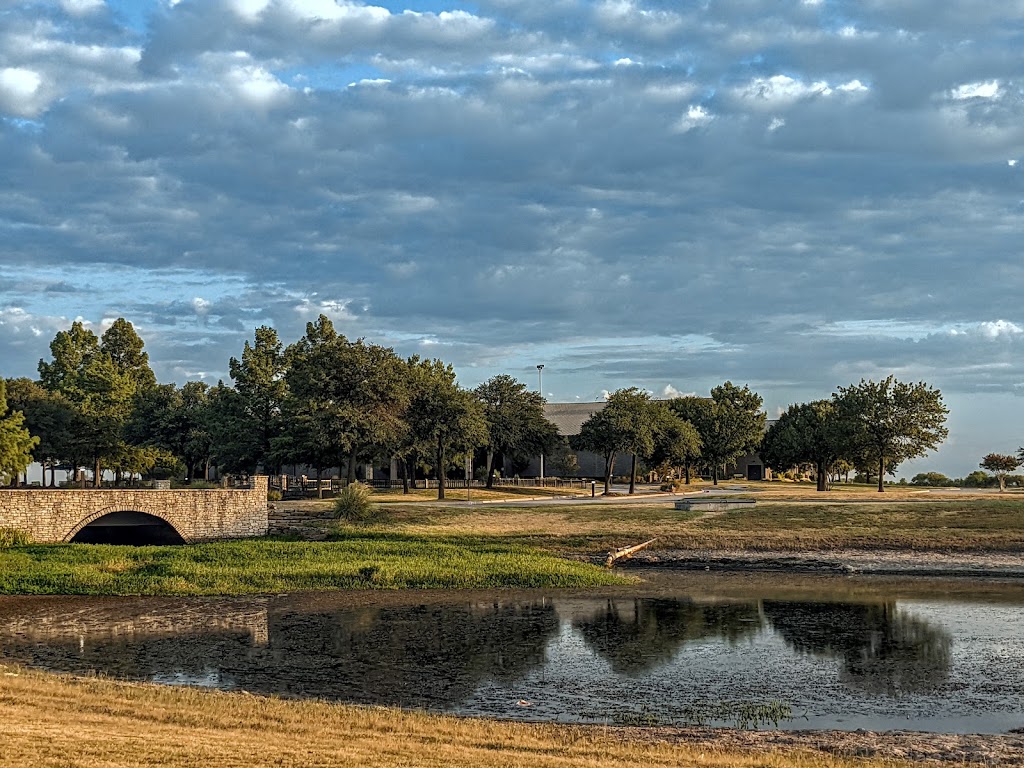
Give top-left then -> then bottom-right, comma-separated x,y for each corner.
0,316 -> 559,499
0,316 -> 953,495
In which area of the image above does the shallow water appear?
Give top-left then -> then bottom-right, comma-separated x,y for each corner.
1,572 -> 1022,733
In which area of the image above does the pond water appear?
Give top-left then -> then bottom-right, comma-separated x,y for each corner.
1,572 -> 1022,733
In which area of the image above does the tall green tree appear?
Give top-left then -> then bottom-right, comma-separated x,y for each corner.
761,400 -> 845,491
405,358 -> 486,500
101,318 -> 156,392
0,379 -> 39,486
228,326 -> 287,473
284,315 -> 409,483
474,375 -> 559,488
833,376 -> 949,493
688,382 -> 765,485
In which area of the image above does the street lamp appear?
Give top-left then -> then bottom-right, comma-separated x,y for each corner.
537,365 -> 545,486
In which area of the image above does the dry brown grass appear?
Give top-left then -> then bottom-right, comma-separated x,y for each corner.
0,665 -> 931,768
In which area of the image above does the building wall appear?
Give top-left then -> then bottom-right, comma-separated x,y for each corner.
0,477 -> 269,543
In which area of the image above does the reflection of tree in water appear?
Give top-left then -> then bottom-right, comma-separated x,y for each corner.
573,599 -> 763,675
244,601 -> 559,708
0,599 -> 559,710
762,601 -> 952,695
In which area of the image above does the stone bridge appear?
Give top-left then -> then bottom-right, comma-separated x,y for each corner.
0,477 -> 269,544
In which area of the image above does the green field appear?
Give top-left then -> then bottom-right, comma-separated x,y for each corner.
0,534 -> 627,596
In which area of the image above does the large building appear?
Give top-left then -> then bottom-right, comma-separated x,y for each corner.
521,401 -> 772,481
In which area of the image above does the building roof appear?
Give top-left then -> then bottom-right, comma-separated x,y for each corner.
544,400 -> 776,437
543,401 -> 607,436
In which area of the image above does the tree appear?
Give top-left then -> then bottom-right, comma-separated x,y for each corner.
571,388 -> 659,495
648,404 -> 701,484
405,358 -> 486,500
228,326 -> 287,473
284,315 -> 409,483
666,396 -> 710,483
4,378 -> 76,487
979,453 -> 1020,492
761,400 -> 844,491
833,376 -> 949,493
101,318 -> 156,392
474,375 -> 559,488
688,382 -> 765,485
0,379 -> 38,486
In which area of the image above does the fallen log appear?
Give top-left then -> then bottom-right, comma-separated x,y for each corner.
605,538 -> 657,568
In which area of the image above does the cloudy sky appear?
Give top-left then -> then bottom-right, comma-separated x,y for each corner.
1,0 -> 1022,478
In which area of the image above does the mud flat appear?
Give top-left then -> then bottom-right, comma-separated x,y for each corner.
622,547 -> 1024,578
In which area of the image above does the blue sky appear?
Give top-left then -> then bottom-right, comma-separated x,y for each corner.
1,0 -> 1023,478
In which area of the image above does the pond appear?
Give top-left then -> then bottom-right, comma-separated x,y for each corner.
1,572 -> 1022,733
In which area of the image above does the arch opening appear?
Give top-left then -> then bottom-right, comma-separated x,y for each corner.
70,511 -> 186,546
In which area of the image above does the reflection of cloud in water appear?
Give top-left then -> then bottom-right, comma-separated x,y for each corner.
572,598 -> 763,675
762,601 -> 952,696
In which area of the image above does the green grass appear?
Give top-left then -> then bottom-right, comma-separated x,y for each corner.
0,534 -> 628,596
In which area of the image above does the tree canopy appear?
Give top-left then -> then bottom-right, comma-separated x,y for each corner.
761,400 -> 843,491
474,375 -> 558,488
833,376 -> 948,493
0,379 -> 38,485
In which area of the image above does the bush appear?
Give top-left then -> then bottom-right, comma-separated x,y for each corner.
267,489 -> 283,502
332,482 -> 376,522
0,528 -> 31,548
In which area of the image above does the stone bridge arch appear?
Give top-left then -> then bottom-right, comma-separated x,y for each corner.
0,477 -> 268,544
63,506 -> 192,544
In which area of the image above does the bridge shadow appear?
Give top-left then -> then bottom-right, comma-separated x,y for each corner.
70,512 -> 186,546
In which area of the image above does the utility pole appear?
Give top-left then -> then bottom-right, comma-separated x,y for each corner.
537,364 -> 545,486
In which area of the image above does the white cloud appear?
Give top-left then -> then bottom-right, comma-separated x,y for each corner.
674,104 -> 713,132
979,320 -> 1023,339
661,384 -> 695,398
949,80 -> 1001,100
0,68 -> 44,117
60,0 -> 105,15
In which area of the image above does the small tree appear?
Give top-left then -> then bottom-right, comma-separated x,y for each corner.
980,453 -> 1020,492
0,380 -> 38,486
760,400 -> 844,492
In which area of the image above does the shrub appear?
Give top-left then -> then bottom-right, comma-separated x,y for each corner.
332,482 -> 376,522
267,489 -> 283,502
0,527 -> 31,548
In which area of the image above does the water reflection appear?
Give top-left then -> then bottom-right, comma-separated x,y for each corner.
762,601 -> 953,695
0,581 -> 1016,733
251,601 -> 559,706
572,598 -> 762,675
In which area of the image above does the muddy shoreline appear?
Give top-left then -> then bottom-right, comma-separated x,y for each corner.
615,725 -> 1024,765
611,547 -> 1024,579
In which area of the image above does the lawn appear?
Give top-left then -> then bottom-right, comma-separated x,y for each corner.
0,534 -> 627,596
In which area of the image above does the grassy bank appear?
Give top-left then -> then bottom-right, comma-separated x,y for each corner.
0,534 -> 627,596
0,665 -> 942,768
290,496 -> 1024,554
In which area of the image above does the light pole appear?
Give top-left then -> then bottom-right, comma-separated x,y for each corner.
537,365 -> 545,486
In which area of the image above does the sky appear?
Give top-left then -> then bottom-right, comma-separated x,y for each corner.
0,0 -> 1022,479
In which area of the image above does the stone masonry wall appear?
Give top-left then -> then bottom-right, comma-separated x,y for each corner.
0,476 -> 269,543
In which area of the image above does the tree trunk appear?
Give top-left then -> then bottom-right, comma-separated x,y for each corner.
436,439 -> 446,500
712,462 -> 719,485
401,457 -> 409,494
684,460 -> 691,484
94,457 -> 102,488
999,475 -> 1006,492
485,448 -> 495,489
603,454 -> 615,495
316,467 -> 323,499
347,446 -> 358,484
816,460 -> 828,492
877,455 -> 885,493
629,453 -> 637,495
